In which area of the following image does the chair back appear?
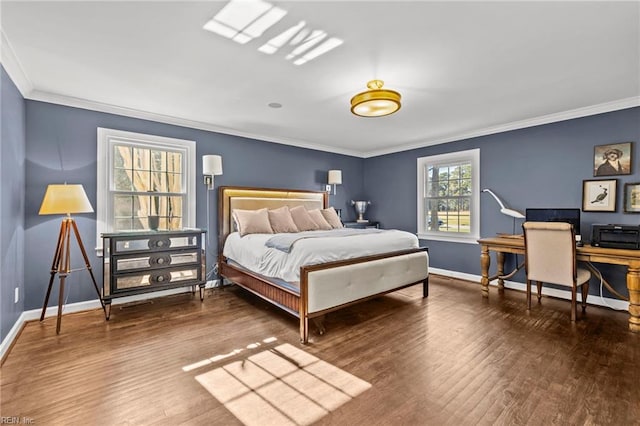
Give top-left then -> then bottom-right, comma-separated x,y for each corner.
522,221 -> 576,287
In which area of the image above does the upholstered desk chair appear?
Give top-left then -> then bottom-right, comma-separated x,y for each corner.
522,221 -> 591,321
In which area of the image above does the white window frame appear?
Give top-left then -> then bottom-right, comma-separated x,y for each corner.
417,148 -> 480,244
96,128 -> 196,255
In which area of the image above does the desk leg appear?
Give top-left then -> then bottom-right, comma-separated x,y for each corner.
497,252 -> 505,291
481,245 -> 490,298
628,261 -> 640,332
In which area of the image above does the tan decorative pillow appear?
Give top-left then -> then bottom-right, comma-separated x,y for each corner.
232,208 -> 273,237
308,209 -> 333,230
289,205 -> 321,231
321,207 -> 344,229
268,206 -> 299,233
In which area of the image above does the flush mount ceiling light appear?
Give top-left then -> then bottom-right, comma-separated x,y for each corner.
350,80 -> 401,117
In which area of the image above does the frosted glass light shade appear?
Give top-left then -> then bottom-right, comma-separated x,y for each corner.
350,80 -> 401,117
39,184 -> 94,215
328,170 -> 342,185
203,155 -> 223,175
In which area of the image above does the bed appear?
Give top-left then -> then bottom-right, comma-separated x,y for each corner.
217,186 -> 429,343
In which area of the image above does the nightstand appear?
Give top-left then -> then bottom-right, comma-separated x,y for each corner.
343,221 -> 380,229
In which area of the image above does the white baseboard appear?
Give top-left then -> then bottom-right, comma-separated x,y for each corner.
429,267 -> 630,311
1,271 -> 629,361
1,280 -> 220,361
0,311 -> 28,363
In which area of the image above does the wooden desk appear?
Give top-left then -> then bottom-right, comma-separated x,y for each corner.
478,236 -> 640,332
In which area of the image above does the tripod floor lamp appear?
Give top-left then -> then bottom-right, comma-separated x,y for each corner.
39,184 -> 104,334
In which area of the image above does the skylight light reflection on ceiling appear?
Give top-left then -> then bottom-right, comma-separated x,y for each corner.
204,0 -> 343,65
258,21 -> 306,54
285,30 -> 326,60
262,26 -> 343,66
293,37 -> 344,66
203,0 -> 287,45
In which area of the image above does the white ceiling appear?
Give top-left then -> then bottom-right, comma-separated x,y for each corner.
1,1 -> 639,158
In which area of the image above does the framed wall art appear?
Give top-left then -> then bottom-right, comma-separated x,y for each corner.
582,179 -> 617,212
623,182 -> 640,213
593,142 -> 632,176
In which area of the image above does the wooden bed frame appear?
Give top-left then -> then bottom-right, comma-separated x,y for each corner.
217,186 -> 429,343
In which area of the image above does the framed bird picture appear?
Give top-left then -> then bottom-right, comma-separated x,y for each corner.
582,179 -> 617,212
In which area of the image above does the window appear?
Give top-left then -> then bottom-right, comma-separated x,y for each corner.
417,149 -> 480,243
97,128 -> 196,253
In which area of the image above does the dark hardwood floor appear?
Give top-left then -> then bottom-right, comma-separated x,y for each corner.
1,275 -> 638,425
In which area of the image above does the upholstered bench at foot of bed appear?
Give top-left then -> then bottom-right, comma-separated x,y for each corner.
299,248 -> 429,343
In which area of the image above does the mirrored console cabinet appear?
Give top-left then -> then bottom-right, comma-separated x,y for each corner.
101,228 -> 206,319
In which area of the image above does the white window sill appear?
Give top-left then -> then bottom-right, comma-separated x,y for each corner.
417,233 -> 479,244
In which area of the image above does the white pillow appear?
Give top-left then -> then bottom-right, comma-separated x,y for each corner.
232,208 -> 273,237
289,205 -> 321,231
321,207 -> 344,229
308,209 -> 333,230
268,206 -> 299,233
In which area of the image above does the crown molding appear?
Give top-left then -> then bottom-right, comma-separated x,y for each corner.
26,89 -> 365,158
0,29 -> 33,96
363,96 -> 640,158
8,61 -> 639,160
25,89 -> 639,159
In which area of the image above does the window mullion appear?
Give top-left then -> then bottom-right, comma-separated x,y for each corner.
417,149 -> 480,242
97,128 -> 196,254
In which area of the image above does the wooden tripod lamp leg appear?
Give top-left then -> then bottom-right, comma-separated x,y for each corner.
70,220 -> 104,310
40,217 -> 103,334
40,219 -> 67,322
56,220 -> 72,334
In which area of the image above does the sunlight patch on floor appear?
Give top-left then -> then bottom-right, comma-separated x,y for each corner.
195,343 -> 371,426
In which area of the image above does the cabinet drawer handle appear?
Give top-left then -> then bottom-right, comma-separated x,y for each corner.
151,272 -> 171,284
148,238 -> 171,249
149,254 -> 172,267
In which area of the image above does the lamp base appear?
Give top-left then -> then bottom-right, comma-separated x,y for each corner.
40,218 -> 104,334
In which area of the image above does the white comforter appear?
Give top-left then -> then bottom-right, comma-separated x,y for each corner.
223,229 -> 419,282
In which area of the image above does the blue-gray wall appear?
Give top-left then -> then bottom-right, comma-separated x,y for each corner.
364,107 -> 640,297
2,62 -> 639,345
23,100 -> 364,311
1,66 -> 26,342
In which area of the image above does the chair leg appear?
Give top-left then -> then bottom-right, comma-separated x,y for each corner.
581,282 -> 589,313
526,279 -> 532,310
536,281 -> 542,302
571,287 -> 577,322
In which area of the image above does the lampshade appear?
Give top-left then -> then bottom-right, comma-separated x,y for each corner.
350,80 -> 401,117
328,170 -> 342,185
39,184 -> 94,215
203,155 -> 223,175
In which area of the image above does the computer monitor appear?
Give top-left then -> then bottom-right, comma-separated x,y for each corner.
525,208 -> 581,236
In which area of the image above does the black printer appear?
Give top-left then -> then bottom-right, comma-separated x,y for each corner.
591,224 -> 640,249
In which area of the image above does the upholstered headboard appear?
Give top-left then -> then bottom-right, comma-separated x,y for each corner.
217,186 -> 327,254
